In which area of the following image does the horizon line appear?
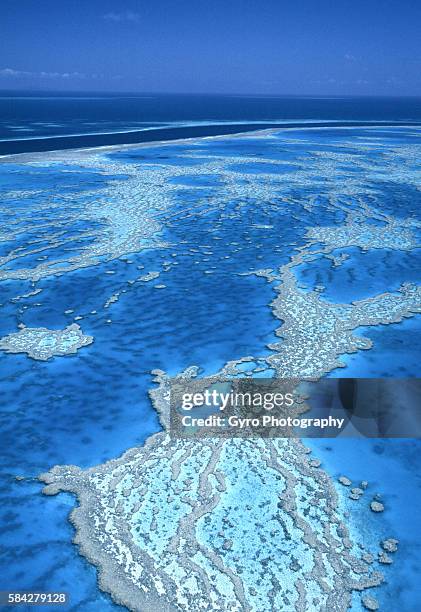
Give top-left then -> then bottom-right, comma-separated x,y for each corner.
1,89 -> 421,99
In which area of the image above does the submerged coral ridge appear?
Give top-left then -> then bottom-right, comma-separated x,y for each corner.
40,400 -> 383,612
264,270 -> 421,378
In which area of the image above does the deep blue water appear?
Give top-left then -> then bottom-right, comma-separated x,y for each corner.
1,92 -> 421,154
0,96 -> 420,611
1,93 -> 421,140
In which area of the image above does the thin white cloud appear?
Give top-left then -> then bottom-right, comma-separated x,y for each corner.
102,11 -> 140,23
0,68 -> 118,80
0,68 -> 23,77
344,53 -> 356,62
0,68 -> 89,79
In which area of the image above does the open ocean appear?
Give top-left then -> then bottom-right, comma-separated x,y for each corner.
1,92 -> 421,152
1,93 -> 421,611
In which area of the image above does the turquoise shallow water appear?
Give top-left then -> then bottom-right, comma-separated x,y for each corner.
308,438 -> 421,611
296,247 -> 421,305
330,316 -> 421,378
0,125 -> 420,610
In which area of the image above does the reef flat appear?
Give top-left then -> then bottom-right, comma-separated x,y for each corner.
1,125 -> 420,610
40,370 -> 384,612
0,323 -> 93,360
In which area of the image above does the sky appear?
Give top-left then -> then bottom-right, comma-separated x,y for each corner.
0,0 -> 420,96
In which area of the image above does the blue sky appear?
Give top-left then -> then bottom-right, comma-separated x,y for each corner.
0,0 -> 420,95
